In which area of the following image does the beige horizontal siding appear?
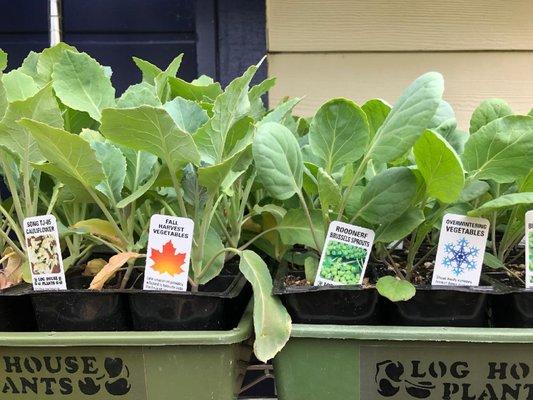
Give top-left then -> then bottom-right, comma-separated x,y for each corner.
268,52 -> 533,129
267,0 -> 533,51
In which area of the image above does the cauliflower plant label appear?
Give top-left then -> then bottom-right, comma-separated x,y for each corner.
432,213 -> 489,287
525,211 -> 533,288
315,221 -> 375,286
23,215 -> 66,290
143,214 -> 194,291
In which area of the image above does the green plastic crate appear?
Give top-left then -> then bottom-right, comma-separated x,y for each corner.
0,305 -> 253,399
274,323 -> 533,400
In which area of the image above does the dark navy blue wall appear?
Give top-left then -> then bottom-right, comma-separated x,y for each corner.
0,0 -> 266,94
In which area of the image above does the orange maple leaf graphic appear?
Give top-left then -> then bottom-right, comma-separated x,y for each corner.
149,240 -> 186,276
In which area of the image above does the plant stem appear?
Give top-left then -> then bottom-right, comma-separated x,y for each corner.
169,167 -> 188,218
88,188 -> 128,247
0,203 -> 25,245
337,157 -> 368,219
0,155 -> 25,226
297,191 -> 323,253
0,230 -> 25,258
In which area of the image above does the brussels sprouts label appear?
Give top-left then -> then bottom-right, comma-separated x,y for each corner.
143,214 -> 194,291
432,213 -> 489,286
526,211 -> 533,288
315,221 -> 374,286
23,215 -> 66,290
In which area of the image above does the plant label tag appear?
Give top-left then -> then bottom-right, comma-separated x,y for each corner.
23,215 -> 66,290
432,213 -> 489,286
143,214 -> 194,291
315,221 -> 374,286
525,211 -> 533,288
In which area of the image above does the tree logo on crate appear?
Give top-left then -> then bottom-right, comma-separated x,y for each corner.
1,355 -> 132,396
371,358 -> 533,399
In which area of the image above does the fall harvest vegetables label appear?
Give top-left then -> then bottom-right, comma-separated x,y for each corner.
143,214 -> 193,291
315,221 -> 374,286
526,210 -> 533,288
432,213 -> 489,287
23,215 -> 66,290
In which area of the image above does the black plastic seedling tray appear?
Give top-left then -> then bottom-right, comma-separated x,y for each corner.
273,271 -> 381,325
491,290 -> 533,327
30,275 -> 131,331
383,286 -> 491,327
0,284 -> 36,331
128,273 -> 252,331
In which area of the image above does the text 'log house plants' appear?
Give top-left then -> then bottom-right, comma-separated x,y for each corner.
0,43 -> 290,363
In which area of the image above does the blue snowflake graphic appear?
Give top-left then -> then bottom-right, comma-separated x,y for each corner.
442,237 -> 480,276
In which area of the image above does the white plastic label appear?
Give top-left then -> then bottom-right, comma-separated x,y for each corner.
432,213 -> 489,287
315,221 -> 374,286
23,215 -> 66,290
143,214 -> 194,291
526,211 -> 533,288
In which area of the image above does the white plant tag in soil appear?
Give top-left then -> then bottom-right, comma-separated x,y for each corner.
526,210 -> 533,288
23,215 -> 66,290
143,214 -> 194,291
315,221 -> 374,286
432,213 -> 489,286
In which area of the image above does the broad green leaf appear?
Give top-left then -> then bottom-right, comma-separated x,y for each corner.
356,167 -> 418,224
163,97 -> 209,134
132,56 -> 163,84
375,208 -> 425,243
0,49 -> 6,71
18,51 -> 40,80
0,83 -> 6,120
344,186 -> 364,219
72,219 -> 125,248
362,98 -> 390,139
223,116 -> 253,158
117,82 -> 161,108
469,193 -> 533,217
463,115 -> 533,183
483,252 -> 504,269
164,54 -> 183,77
278,209 -> 325,251
413,130 -> 464,203
252,204 -> 286,222
197,228 -> 225,284
90,140 -> 127,204
249,77 -> 276,119
368,72 -> 444,164
36,42 -> 78,80
116,164 -> 160,208
167,75 -> 222,102
469,99 -> 513,134
100,106 -> 200,174
18,119 -> 104,188
459,180 -> 490,202
253,122 -> 303,200
198,147 -> 249,191
260,97 -> 301,125
52,50 -> 115,121
309,98 -> 369,173
61,105 -> 98,134
304,257 -> 319,284
1,70 -> 38,102
238,250 -> 291,362
376,276 -> 416,302
441,128 -> 469,155
121,147 -> 158,191
194,64 -> 258,164
317,167 -> 341,212
32,163 -> 91,202
430,100 -> 455,129
0,85 -> 63,164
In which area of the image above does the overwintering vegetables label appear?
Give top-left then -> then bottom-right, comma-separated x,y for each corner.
525,210 -> 533,288
23,215 -> 66,290
143,214 -> 193,291
432,213 -> 489,287
315,221 -> 374,286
